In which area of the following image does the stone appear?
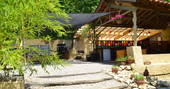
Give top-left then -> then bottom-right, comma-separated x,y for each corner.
120,65 -> 126,70
150,81 -> 157,86
126,66 -> 132,70
147,85 -> 156,89
132,88 -> 139,89
125,79 -> 133,85
157,81 -> 170,87
114,76 -> 119,80
139,84 -> 147,89
130,83 -> 138,88
119,78 -> 124,82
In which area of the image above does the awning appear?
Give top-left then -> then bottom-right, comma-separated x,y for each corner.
50,13 -> 111,29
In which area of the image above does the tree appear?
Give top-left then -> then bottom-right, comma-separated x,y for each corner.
60,0 -> 100,13
0,0 -> 68,76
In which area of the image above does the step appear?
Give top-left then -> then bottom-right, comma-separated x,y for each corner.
24,63 -> 110,77
27,79 -> 127,89
26,72 -> 114,85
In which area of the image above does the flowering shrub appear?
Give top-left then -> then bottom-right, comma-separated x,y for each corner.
111,14 -> 125,20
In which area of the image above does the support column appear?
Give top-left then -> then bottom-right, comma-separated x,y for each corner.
132,9 -> 138,46
92,26 -> 96,50
126,9 -> 144,66
127,46 -> 144,65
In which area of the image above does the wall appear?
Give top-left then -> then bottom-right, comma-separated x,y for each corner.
69,38 -> 93,60
24,39 -> 73,51
143,54 -> 170,63
132,53 -> 170,75
161,27 -> 170,41
24,39 -> 93,60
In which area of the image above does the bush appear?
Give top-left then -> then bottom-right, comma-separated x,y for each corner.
135,74 -> 144,80
112,65 -> 119,69
116,56 -> 128,62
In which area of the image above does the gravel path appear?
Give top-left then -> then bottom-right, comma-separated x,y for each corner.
25,60 -> 126,89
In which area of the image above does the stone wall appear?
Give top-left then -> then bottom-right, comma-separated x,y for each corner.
132,53 -> 170,75
24,39 -> 73,51
69,38 -> 93,60
143,54 -> 170,63
161,27 -> 170,41
24,39 -> 93,60
131,64 -> 170,76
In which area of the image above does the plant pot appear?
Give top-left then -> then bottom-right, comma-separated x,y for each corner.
112,68 -> 118,73
0,76 -> 24,89
144,61 -> 151,65
0,80 -> 24,89
116,61 -> 126,65
135,80 -> 145,85
126,59 -> 135,64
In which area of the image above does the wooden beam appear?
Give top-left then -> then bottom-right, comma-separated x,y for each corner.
137,11 -> 154,26
139,30 -> 162,40
111,4 -> 137,11
114,28 -> 131,39
139,12 -> 158,26
115,0 -> 137,2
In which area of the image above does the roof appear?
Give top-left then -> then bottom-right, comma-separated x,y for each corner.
115,0 -> 170,7
75,26 -> 162,41
95,0 -> 170,29
141,0 -> 170,5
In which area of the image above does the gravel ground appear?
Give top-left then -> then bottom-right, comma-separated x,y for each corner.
25,60 -> 126,89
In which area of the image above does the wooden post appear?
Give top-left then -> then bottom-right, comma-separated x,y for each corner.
92,26 -> 96,50
132,9 -> 138,46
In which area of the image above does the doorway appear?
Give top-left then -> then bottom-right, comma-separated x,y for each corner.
103,49 -> 111,61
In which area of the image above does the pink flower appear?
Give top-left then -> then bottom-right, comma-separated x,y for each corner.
111,14 -> 125,20
115,14 -> 124,18
111,17 -> 117,20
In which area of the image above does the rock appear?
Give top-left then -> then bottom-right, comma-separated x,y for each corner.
126,66 -> 132,70
132,88 -> 139,89
146,76 -> 158,86
147,85 -> 156,89
130,83 -> 138,88
120,65 -> 126,70
117,78 -> 124,82
150,81 -> 157,86
139,84 -> 147,89
125,79 -> 133,85
114,76 -> 119,80
117,71 -> 122,74
157,80 -> 170,87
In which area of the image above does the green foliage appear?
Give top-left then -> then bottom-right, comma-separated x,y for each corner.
116,56 -> 128,62
60,0 -> 100,13
81,25 -> 93,38
0,0 -> 68,76
112,65 -> 119,69
127,56 -> 134,60
0,48 -> 24,76
166,0 -> 170,2
134,74 -> 144,80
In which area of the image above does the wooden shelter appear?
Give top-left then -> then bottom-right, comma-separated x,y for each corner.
84,0 -> 170,62
95,0 -> 170,29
